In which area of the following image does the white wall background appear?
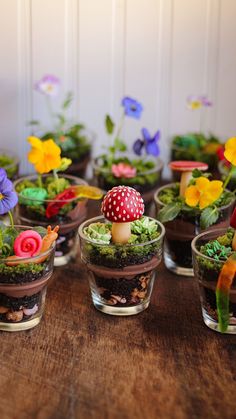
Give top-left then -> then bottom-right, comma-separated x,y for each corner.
0,0 -> 236,177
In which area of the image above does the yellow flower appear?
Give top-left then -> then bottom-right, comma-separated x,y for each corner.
185,176 -> 223,209
224,137 -> 236,166
189,100 -> 202,110
28,136 -> 62,174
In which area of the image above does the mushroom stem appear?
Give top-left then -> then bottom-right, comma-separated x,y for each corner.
111,222 -> 131,244
180,171 -> 192,197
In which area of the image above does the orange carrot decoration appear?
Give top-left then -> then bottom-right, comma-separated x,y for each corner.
216,254 -> 236,332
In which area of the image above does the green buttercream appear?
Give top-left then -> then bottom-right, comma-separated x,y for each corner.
19,187 -> 48,206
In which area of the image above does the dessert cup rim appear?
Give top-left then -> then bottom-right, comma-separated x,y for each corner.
78,215 -> 165,247
14,173 -> 88,204
92,155 -> 164,175
0,224 -> 55,264
191,227 -> 231,264
154,182 -> 234,211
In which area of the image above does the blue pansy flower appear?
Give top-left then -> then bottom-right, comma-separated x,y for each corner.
121,97 -> 143,119
133,128 -> 160,157
0,168 -> 18,215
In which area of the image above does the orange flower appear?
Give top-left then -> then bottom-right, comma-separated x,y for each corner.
28,137 -> 61,174
224,137 -> 236,166
185,177 -> 223,209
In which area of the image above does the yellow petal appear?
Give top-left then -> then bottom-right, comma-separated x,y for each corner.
224,137 -> 236,165
195,176 -> 210,192
207,180 -> 223,201
185,185 -> 200,207
199,193 -> 213,209
28,149 -> 43,164
28,136 -> 43,150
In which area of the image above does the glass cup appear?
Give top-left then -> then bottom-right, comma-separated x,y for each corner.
79,215 -> 165,316
192,228 -> 236,334
0,226 -> 55,332
0,148 -> 19,180
154,183 -> 235,276
92,155 -> 164,211
14,174 -> 88,266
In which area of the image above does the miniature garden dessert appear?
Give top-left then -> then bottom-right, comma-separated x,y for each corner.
30,74 -> 92,177
93,97 -> 163,208
0,148 -> 19,180
155,156 -> 235,276
14,137 -> 102,266
171,95 -> 222,179
79,185 -> 165,315
192,208 -> 236,334
0,168 -> 57,331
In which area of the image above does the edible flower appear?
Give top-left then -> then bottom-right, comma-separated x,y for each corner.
35,74 -> 60,97
187,95 -> 212,110
28,136 -> 62,174
111,163 -> 136,178
185,176 -> 223,209
133,128 -> 160,157
121,97 -> 143,119
224,137 -> 236,166
0,168 -> 18,215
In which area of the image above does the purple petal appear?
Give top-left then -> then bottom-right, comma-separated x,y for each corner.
153,130 -> 161,142
121,97 -> 143,119
141,128 -> 151,142
133,139 -> 144,156
145,140 -> 160,157
0,168 -> 7,180
0,176 -> 13,194
0,190 -> 18,214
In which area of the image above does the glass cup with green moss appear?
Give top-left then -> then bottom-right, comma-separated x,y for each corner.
155,180 -> 235,276
14,174 -> 88,266
0,149 -> 19,180
192,227 -> 236,334
79,215 -> 165,316
93,155 -> 163,211
0,225 -> 56,332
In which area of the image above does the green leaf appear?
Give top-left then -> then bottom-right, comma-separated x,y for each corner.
157,202 -> 182,223
200,206 -> 219,230
62,92 -> 73,109
57,114 -> 66,125
105,115 -> 115,134
28,120 -> 40,126
114,138 -> 127,152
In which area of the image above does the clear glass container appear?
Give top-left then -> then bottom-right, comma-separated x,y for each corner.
79,215 -> 165,316
92,155 -> 164,208
154,183 -> 235,276
14,174 -> 88,266
192,228 -> 236,334
0,226 -> 55,331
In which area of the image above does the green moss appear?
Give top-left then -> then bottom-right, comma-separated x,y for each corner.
199,228 -> 234,264
0,262 -> 45,276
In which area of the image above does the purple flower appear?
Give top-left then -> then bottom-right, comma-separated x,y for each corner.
0,169 -> 18,215
187,95 -> 212,110
200,95 -> 212,107
133,128 -> 160,157
34,74 -> 60,97
121,97 -> 143,119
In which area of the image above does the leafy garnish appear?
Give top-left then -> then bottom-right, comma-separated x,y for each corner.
200,206 -> 219,230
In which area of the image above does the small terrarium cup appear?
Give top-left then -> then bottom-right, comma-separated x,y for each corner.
79,186 -> 165,316
192,227 -> 236,334
0,225 -> 56,332
0,148 -> 19,180
155,161 -> 235,276
93,155 -> 164,209
14,174 -> 88,267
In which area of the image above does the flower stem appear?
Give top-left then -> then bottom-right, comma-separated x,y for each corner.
223,165 -> 234,189
45,96 -> 55,128
53,169 -> 60,193
8,211 -> 14,228
38,174 -> 43,188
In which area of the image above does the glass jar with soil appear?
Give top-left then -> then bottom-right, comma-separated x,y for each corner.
192,227 -> 236,334
14,174 -> 88,266
79,215 -> 165,315
0,225 -> 56,331
93,155 -> 163,212
155,183 -> 235,276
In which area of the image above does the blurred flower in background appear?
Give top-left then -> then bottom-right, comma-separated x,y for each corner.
133,128 -> 160,157
35,74 -> 60,97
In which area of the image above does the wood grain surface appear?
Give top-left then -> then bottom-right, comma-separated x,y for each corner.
0,201 -> 235,419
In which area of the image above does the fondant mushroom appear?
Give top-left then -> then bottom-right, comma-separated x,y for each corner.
101,186 -> 145,244
169,160 -> 208,197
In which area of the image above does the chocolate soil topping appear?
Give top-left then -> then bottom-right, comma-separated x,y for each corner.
87,256 -> 160,279
165,218 -> 232,242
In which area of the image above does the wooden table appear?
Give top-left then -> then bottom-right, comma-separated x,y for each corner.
0,200 -> 235,419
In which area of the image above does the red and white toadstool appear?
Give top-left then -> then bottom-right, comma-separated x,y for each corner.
101,186 -> 145,244
169,160 -> 209,197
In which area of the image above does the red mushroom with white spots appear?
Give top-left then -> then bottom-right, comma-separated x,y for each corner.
169,160 -> 208,197
101,186 -> 145,244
